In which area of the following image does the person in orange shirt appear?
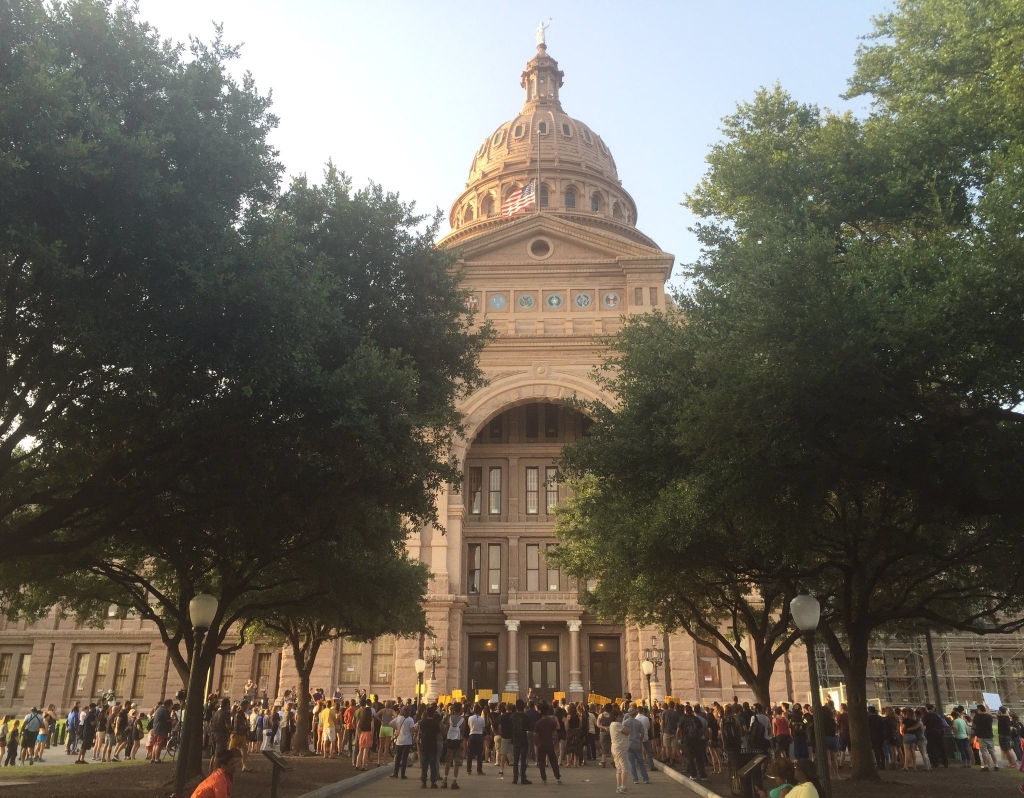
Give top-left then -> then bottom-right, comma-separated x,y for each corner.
343,700 -> 357,759
191,747 -> 240,798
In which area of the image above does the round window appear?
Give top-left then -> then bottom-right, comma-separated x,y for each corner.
528,238 -> 552,260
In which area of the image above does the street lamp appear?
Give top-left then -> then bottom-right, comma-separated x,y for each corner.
424,637 -> 444,681
790,591 -> 832,798
414,658 -> 426,707
640,659 -> 654,708
174,593 -> 218,798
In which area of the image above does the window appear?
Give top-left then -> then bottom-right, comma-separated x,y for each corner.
634,287 -> 644,306
256,652 -> 273,692
489,414 -> 503,440
468,467 -> 482,515
613,202 -> 623,220
73,653 -> 91,696
525,467 -> 539,514
591,194 -> 601,212
0,654 -> 12,699
649,287 -> 658,306
463,205 -> 474,223
112,653 -> 129,697
583,130 -> 592,144
493,130 -> 503,145
967,655 -> 985,691
92,653 -> 109,697
697,645 -> 721,688
540,184 -> 549,207
538,121 -> 547,134
489,467 -> 502,515
544,404 -> 558,438
484,196 -> 495,217
468,543 -> 481,594
216,652 -> 232,697
13,653 -> 30,699
546,467 -> 559,512
340,639 -> 362,684
526,544 -> 540,591
515,124 -> 523,137
525,404 -> 539,439
562,123 -> 570,136
132,653 -> 149,699
371,637 -> 395,684
546,544 -> 559,591
564,190 -> 576,208
488,544 -> 501,594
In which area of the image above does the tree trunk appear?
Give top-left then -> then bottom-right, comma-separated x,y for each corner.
844,635 -> 880,781
173,635 -> 217,795
292,668 -> 313,755
752,672 -> 772,709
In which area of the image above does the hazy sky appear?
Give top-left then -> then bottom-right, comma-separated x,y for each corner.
136,0 -> 893,283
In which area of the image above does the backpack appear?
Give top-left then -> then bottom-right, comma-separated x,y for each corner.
722,716 -> 742,748
750,716 -> 769,749
685,716 -> 703,741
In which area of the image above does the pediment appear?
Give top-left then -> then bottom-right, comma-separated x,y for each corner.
448,214 -> 673,269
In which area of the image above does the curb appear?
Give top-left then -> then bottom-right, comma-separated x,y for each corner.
296,763 -> 391,798
651,759 -> 727,798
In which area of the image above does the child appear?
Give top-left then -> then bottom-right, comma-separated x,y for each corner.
4,720 -> 19,766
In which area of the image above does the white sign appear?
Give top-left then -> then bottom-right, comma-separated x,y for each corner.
983,691 -> 1002,710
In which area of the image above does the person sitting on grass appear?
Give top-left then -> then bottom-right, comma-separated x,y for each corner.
789,758 -> 823,798
191,747 -> 241,798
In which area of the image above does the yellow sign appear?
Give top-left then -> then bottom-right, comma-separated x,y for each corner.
553,691 -> 566,701
501,692 -> 518,703
477,689 -> 493,700
452,689 -> 464,700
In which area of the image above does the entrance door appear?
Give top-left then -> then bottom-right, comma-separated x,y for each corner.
528,636 -> 559,702
589,636 -> 622,699
468,636 -> 499,705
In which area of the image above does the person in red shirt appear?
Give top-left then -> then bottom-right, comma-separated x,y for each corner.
191,748 -> 240,798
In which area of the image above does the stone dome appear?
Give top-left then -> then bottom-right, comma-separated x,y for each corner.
441,44 -> 651,249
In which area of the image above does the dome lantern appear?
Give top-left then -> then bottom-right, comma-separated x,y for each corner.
521,44 -> 565,113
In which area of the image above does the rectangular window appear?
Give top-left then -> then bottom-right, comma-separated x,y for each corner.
634,286 -> 644,306
488,543 -> 501,594
468,543 -> 481,595
545,467 -> 559,512
340,639 -> 362,684
371,637 -> 395,684
697,644 -> 721,688
92,653 -> 109,697
73,653 -> 91,696
489,467 -> 502,515
546,544 -> 559,591
112,653 -> 129,697
526,544 -> 540,591
256,653 -> 273,692
967,655 -> 984,691
0,653 -> 12,699
216,652 -> 233,697
650,287 -> 658,306
525,467 -> 539,514
13,653 -> 31,699
468,467 -> 482,515
131,653 -> 149,699
544,404 -> 558,438
525,404 -> 539,439
489,414 -> 503,440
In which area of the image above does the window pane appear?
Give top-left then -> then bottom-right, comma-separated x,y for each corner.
696,644 -> 721,688
371,637 -> 395,684
216,652 -> 233,697
0,653 -> 13,699
527,544 -> 539,591
634,286 -> 643,305
468,543 -> 481,594
112,653 -> 129,698
14,654 -> 30,699
132,653 -> 149,699
547,545 -> 559,591
256,653 -> 273,692
488,544 -> 501,594
565,190 -> 576,208
73,653 -> 91,695
489,467 -> 501,515
650,287 -> 658,306
544,404 -> 558,438
525,404 -> 539,438
340,638 -> 362,684
468,467 -> 482,514
92,653 -> 109,698
546,467 -> 559,511
489,415 -> 503,440
525,467 -> 539,514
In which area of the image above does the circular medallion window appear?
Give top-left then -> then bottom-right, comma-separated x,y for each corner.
546,293 -> 564,309
489,294 -> 508,310
603,292 -> 621,309
528,237 -> 553,260
575,293 -> 593,309
518,294 -> 536,309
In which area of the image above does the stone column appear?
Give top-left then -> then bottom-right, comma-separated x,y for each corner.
504,620 -> 521,694
567,620 -> 584,699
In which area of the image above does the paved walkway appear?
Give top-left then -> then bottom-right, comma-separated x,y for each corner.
347,760 -> 697,796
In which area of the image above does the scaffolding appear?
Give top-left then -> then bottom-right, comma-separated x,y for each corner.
815,631 -> 1024,712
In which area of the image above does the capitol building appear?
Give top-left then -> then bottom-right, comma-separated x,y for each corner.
0,42 -> 1016,717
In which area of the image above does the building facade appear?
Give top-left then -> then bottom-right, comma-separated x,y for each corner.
2,44 -> 1021,719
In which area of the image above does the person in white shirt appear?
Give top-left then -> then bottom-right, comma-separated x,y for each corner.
389,705 -> 416,780
610,707 -> 630,795
466,704 -> 487,775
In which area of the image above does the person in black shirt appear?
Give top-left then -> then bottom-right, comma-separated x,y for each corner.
922,704 -> 948,768
416,706 -> 441,788
496,703 -> 513,776
973,704 -> 997,770
511,700 -> 532,785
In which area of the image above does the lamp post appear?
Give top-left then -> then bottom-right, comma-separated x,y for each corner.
640,659 -> 654,708
642,635 -> 665,702
424,637 -> 444,702
790,591 -> 832,798
414,658 -> 426,708
174,593 -> 218,798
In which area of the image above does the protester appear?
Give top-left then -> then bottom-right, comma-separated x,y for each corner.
533,702 -> 562,786
191,747 -> 241,798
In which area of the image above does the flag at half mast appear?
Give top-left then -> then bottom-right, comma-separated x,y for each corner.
501,181 -> 536,218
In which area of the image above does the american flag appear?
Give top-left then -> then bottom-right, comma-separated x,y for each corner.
501,181 -> 536,218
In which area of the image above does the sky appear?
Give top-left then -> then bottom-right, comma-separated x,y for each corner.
135,0 -> 894,284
